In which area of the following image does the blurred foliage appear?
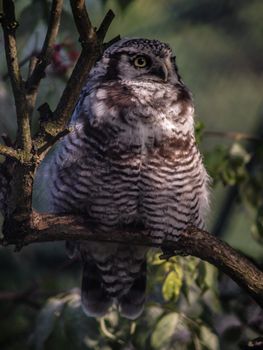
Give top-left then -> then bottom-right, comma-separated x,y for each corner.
1,0 -> 263,349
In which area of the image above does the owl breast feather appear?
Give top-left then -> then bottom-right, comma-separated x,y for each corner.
43,80 -> 209,239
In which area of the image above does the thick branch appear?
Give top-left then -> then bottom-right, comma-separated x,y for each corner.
2,213 -> 263,308
26,0 -> 63,92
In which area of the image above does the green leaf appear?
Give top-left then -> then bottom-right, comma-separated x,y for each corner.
162,269 -> 183,302
151,313 -> 179,350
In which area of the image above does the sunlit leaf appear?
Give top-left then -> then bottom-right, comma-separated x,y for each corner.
162,269 -> 183,302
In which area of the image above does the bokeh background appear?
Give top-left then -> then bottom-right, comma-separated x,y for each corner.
0,1 -> 263,349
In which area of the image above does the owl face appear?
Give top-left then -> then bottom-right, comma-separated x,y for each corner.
91,38 -> 180,86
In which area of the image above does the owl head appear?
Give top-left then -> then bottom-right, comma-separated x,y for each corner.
89,38 -> 181,85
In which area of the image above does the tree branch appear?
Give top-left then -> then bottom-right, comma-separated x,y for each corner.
96,10 -> 115,42
2,213 -> 263,309
52,3 -> 115,130
2,50 -> 40,81
70,0 -> 94,42
0,144 -> 21,161
33,1 -> 115,154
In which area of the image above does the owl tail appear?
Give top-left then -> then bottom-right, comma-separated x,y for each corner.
119,260 -> 147,320
81,258 -> 147,319
81,260 -> 113,318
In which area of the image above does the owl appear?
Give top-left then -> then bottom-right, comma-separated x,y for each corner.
34,38 -> 209,319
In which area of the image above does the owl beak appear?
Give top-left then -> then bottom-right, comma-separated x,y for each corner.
157,63 -> 169,82
162,63 -> 169,82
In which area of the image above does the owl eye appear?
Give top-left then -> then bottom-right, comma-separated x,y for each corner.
133,56 -> 148,68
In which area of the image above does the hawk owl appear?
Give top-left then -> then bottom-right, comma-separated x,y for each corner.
34,38 -> 210,319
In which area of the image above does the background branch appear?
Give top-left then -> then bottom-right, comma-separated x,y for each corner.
204,130 -> 263,142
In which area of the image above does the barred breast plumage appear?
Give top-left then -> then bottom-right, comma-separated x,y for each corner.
35,38 -> 209,319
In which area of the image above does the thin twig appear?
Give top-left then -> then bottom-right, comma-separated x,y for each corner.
26,0 -> 64,92
103,35 -> 121,50
96,10 -> 115,42
36,128 -> 70,155
2,50 -> 39,81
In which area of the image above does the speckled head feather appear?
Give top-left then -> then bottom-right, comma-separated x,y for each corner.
103,38 -> 173,57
